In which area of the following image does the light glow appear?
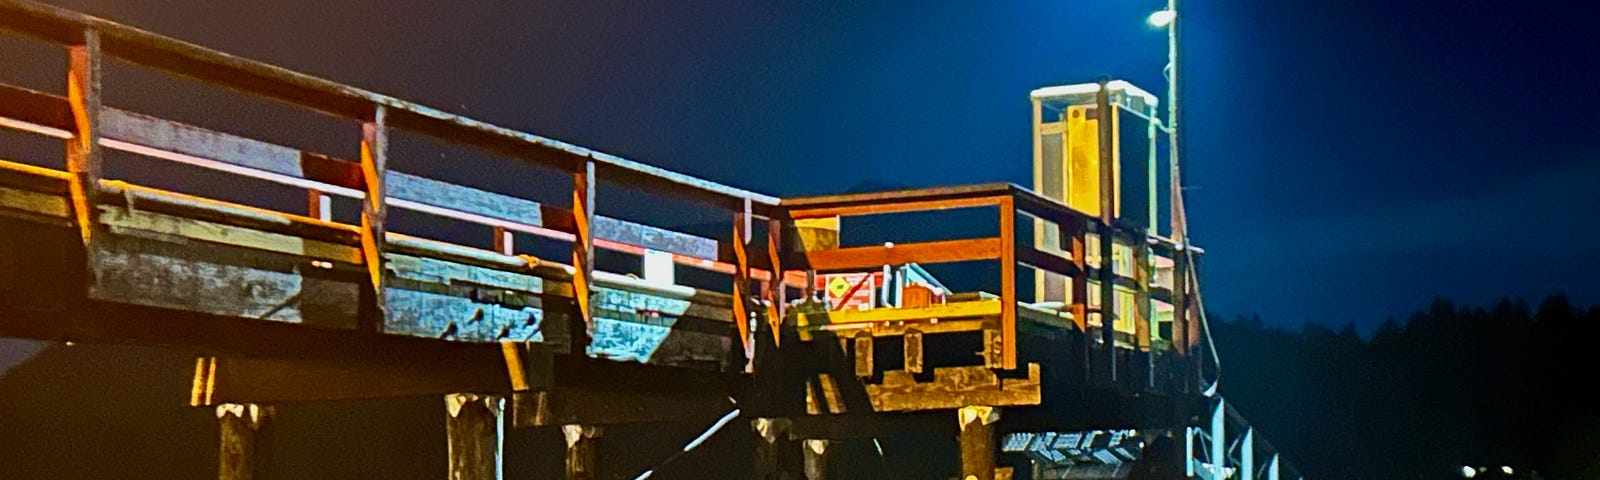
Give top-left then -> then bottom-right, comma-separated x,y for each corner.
1148,9 -> 1177,28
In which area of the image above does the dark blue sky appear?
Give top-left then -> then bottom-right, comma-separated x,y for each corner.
15,0 -> 1600,332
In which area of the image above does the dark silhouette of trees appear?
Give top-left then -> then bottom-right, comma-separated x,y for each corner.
1212,294 -> 1600,479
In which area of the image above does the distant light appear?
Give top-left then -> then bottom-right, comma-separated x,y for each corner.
1501,466 -> 1514,475
1148,9 -> 1177,28
1460,466 -> 1476,478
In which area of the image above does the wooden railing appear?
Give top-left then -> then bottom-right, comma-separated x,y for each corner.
0,0 -> 791,356
780,183 -> 1195,376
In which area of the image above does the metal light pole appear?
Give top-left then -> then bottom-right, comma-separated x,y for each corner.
1149,1 -> 1181,251
1149,0 -> 1204,392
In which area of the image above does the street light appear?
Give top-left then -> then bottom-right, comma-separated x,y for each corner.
1147,9 -> 1177,27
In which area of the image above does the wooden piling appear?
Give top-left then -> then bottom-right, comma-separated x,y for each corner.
217,403 -> 272,480
957,406 -> 998,480
446,394 -> 504,480
562,424 -> 601,480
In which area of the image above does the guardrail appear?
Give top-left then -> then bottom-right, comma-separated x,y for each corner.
0,0 -> 792,355
1189,398 -> 1304,480
781,183 -> 1198,380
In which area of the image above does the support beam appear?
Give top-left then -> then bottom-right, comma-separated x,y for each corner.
446,394 -> 504,480
957,406 -> 999,480
997,197 -> 1017,370
562,425 -> 602,480
1095,83 -> 1118,384
217,403 -> 272,480
65,26 -> 101,245
189,341 -> 551,405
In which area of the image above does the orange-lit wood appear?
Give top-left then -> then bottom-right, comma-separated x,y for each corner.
799,237 -> 1002,273
766,217 -> 784,344
573,160 -> 595,333
998,197 -> 1018,370
358,106 -> 389,330
65,27 -> 100,245
1070,223 -> 1089,332
732,206 -> 752,356
787,195 -> 1006,219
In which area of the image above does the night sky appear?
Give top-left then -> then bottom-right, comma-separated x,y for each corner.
5,0 -> 1598,333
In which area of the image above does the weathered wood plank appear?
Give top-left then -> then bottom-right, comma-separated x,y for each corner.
864,365 -> 1042,412
795,299 -> 1000,326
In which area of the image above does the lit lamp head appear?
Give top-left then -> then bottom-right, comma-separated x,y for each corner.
1148,9 -> 1177,28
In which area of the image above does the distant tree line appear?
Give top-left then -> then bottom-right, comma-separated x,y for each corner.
1211,295 -> 1600,479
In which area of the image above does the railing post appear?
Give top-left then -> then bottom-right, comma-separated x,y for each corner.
998,196 -> 1017,370
1095,81 -> 1118,384
1135,240 -> 1154,389
732,198 -> 753,361
307,189 -> 332,221
358,106 -> 389,333
1210,399 -> 1226,479
1070,221 -> 1089,332
1173,241 -> 1191,390
1241,428 -> 1255,480
493,226 -> 513,255
572,159 -> 595,350
765,218 -> 786,345
1185,426 -> 1196,478
66,27 -> 102,246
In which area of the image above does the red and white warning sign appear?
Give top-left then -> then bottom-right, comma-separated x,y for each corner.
818,272 -> 881,311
